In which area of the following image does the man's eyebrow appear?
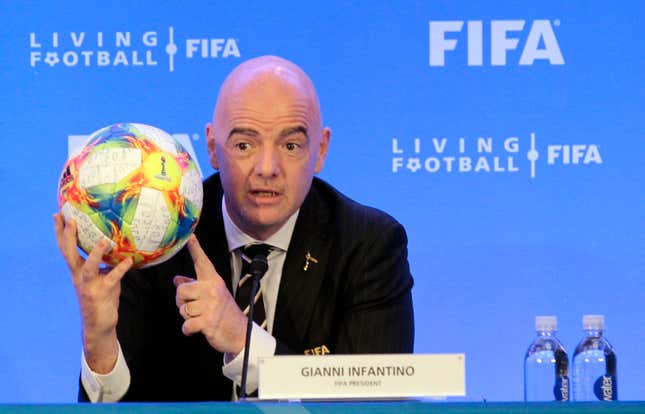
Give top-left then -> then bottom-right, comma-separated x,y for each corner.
279,126 -> 308,139
227,127 -> 258,140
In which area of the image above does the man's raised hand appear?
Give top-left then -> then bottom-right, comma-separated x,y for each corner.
54,213 -> 133,373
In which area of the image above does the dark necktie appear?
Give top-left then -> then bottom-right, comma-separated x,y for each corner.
235,244 -> 272,330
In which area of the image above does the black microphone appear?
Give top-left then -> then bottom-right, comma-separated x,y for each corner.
239,253 -> 269,399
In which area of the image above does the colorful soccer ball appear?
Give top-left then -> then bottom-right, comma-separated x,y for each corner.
58,123 -> 203,268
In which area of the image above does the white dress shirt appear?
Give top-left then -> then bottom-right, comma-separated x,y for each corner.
80,196 -> 299,402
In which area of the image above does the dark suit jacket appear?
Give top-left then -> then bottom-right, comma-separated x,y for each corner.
80,174 -> 414,402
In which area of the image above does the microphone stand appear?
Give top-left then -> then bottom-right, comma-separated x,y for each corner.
239,254 -> 268,400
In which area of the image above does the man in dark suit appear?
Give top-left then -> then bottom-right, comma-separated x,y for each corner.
54,55 -> 414,402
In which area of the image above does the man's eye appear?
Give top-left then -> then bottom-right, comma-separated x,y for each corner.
235,142 -> 251,151
285,142 -> 300,152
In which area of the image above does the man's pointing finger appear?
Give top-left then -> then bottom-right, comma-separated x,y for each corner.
187,235 -> 218,281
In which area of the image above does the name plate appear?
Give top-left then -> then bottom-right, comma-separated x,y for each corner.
258,353 -> 465,400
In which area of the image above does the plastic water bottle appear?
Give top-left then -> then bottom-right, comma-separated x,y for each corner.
571,315 -> 617,401
524,316 -> 569,401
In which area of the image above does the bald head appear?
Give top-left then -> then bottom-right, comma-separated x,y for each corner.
204,56 -> 330,240
213,56 -> 322,133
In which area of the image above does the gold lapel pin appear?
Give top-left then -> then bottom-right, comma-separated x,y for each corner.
303,251 -> 318,271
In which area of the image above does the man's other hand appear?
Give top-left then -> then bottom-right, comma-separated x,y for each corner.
174,235 -> 247,356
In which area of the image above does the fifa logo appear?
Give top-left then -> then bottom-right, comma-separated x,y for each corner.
391,133 -> 602,178
429,19 -> 565,66
29,27 -> 241,72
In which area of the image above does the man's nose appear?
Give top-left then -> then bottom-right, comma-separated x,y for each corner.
254,146 -> 280,177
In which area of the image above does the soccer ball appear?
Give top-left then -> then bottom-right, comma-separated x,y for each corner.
58,123 -> 203,268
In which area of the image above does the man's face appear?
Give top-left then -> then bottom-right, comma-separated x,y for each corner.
207,72 -> 330,240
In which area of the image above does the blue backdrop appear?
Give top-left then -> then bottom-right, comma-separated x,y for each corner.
0,0 -> 643,403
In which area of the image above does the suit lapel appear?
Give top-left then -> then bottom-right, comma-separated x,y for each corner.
273,182 -> 331,350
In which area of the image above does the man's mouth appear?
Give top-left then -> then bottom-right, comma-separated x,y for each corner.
250,190 -> 281,197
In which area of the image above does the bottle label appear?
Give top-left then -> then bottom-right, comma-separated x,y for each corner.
554,376 -> 569,401
593,375 -> 617,401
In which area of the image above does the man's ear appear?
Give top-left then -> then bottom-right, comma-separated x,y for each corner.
206,123 -> 219,170
314,127 -> 331,174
